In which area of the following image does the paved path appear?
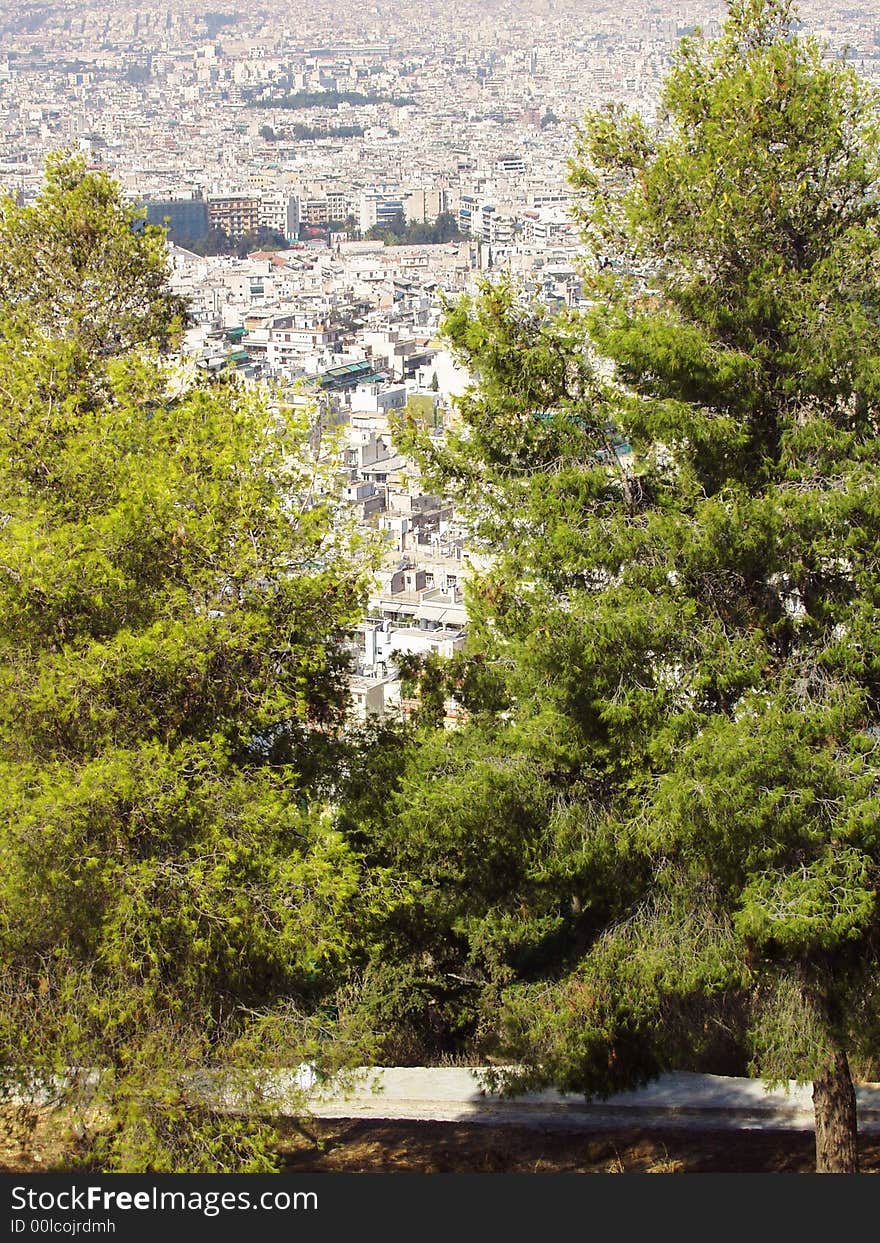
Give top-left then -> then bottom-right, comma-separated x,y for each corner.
16,1066 -> 880,1133
290,1067 -> 880,1133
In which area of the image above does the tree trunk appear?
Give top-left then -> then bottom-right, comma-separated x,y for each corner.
812,1049 -> 858,1173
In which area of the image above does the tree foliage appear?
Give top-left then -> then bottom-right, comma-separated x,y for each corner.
365,211 -> 460,247
389,0 -> 880,1169
0,164 -> 399,1171
244,89 -> 415,110
0,153 -> 184,354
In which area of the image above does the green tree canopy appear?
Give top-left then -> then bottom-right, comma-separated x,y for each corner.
0,152 -> 184,354
390,0 -> 880,1172
0,163 -> 399,1171
365,211 -> 460,247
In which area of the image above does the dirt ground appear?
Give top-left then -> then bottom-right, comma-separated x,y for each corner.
275,1118 -> 880,1174
7,1110 -> 880,1174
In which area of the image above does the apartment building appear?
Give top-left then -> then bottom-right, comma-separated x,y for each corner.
207,193 -> 261,238
258,190 -> 300,240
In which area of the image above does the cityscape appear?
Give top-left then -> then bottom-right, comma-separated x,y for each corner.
3,0 -> 879,719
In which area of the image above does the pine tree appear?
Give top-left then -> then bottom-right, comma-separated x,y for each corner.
393,0 -> 880,1171
0,152 -> 184,354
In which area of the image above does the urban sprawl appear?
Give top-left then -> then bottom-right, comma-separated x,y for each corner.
4,0 -> 880,720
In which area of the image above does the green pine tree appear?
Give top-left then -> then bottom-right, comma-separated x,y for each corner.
392,0 -> 880,1172
0,153 -> 185,354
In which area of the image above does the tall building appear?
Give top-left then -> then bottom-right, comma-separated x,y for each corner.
302,197 -> 330,226
403,187 -> 449,224
207,194 -> 261,239
144,196 -> 209,246
326,190 -> 349,222
357,193 -> 407,233
458,193 -> 478,237
258,190 -> 300,240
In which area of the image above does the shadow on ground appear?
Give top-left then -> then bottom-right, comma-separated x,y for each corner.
277,1118 -> 880,1174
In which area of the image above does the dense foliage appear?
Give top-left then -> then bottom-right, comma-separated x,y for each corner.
244,89 -> 416,110
388,0 -> 880,1171
365,210 -> 461,247
0,154 -> 184,354
0,160 -> 400,1171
